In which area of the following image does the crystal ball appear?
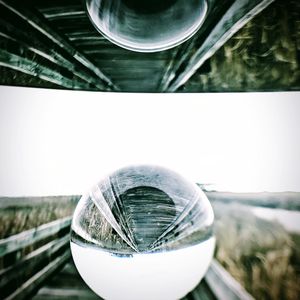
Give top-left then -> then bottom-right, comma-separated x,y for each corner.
85,0 -> 208,52
70,165 -> 215,300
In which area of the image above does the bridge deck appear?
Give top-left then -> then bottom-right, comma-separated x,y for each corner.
32,261 -> 99,300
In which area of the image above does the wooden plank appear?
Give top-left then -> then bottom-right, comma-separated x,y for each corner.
64,31 -> 100,38
0,0 -> 118,91
205,260 -> 254,300
39,6 -> 84,18
0,235 -> 69,290
0,48 -> 88,89
44,262 -> 91,289
0,217 -> 72,257
42,11 -> 86,21
0,17 -> 108,90
33,287 -> 99,300
0,195 -> 79,209
4,250 -> 71,300
58,263 -> 79,276
158,46 -> 182,92
32,259 -> 254,300
165,0 -> 275,92
190,279 -> 217,300
158,0 -> 229,91
32,261 -> 100,300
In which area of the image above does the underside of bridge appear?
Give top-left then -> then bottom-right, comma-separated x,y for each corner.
0,0 -> 299,92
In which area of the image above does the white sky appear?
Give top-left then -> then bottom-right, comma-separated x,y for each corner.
0,86 -> 299,196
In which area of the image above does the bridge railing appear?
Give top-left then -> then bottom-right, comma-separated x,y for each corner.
0,216 -> 254,300
0,217 -> 72,300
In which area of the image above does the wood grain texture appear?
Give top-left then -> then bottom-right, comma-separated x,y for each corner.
0,0 -> 296,92
0,216 -> 71,257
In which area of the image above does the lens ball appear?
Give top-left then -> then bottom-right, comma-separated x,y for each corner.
71,165 -> 215,300
85,0 -> 208,52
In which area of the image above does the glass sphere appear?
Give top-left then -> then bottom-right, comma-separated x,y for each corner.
85,0 -> 208,52
71,165 -> 215,300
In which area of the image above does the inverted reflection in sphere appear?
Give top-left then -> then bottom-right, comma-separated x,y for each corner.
71,165 -> 215,300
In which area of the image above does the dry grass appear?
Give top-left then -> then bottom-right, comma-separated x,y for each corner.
0,198 -> 77,239
213,202 -> 300,300
187,0 -> 300,92
1,196 -> 299,299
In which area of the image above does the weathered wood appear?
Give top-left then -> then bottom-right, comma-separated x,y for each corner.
33,287 -> 99,300
4,250 -> 71,300
0,216 -> 72,257
190,278 -> 217,300
0,0 -> 118,90
158,0 -> 233,92
32,262 -> 100,300
0,235 -> 69,290
205,260 -> 254,300
165,0 -> 275,92
42,10 -> 86,21
32,259 -> 253,300
34,0 -> 174,92
0,36 -> 97,90
0,17 -> 110,90
38,4 -> 84,20
0,48 -> 89,89
0,195 -> 79,209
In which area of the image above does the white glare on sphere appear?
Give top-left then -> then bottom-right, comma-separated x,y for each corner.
71,165 -> 215,299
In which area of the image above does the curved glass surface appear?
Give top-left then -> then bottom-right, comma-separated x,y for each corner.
70,165 -> 215,299
85,0 -> 208,52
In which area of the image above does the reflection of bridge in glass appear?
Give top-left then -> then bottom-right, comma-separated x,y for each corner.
0,196 -> 253,300
0,0 -> 288,93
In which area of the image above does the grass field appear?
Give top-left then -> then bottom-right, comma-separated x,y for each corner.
0,196 -> 78,239
213,202 -> 300,300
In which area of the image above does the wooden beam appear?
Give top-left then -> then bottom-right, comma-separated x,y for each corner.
0,0 -> 119,90
0,236 -> 69,290
159,45 -> 188,92
158,0 -> 231,92
205,259 -> 254,300
39,5 -> 85,21
4,250 -> 71,300
165,0 -> 275,92
0,19 -> 105,89
0,216 -> 72,257
0,48 -> 89,89
34,287 -> 99,299
0,195 -> 79,209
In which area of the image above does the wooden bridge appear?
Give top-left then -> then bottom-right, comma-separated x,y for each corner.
0,214 -> 254,300
1,0 -> 298,93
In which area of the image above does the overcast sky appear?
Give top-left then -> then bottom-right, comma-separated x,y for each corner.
0,86 -> 299,196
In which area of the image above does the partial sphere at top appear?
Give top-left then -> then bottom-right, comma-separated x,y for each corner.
85,0 -> 208,52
